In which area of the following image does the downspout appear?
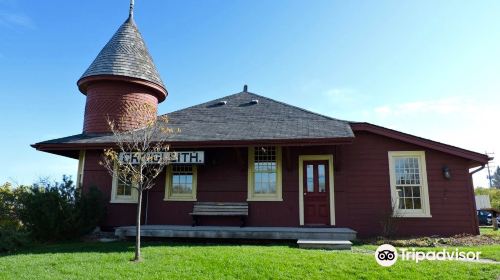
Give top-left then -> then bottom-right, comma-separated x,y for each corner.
469,164 -> 486,235
469,164 -> 486,175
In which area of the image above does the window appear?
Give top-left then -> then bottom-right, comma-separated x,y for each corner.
110,165 -> 138,203
247,146 -> 282,201
388,151 -> 431,217
164,165 -> 197,201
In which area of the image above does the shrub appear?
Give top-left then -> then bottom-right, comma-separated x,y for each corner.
17,176 -> 105,241
75,186 -> 106,235
0,183 -> 31,252
0,228 -> 30,252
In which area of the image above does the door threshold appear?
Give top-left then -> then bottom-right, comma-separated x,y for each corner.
302,224 -> 332,228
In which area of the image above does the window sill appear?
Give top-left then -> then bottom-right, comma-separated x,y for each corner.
247,197 -> 283,202
110,199 -> 137,204
164,197 -> 197,202
393,213 -> 432,218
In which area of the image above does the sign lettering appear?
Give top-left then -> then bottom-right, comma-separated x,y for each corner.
119,151 -> 204,165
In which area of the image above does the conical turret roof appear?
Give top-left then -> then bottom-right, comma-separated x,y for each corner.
78,15 -> 165,91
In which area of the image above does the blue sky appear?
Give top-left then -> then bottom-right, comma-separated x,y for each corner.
0,0 -> 498,187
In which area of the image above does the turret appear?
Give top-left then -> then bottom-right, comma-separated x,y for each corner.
77,1 -> 167,133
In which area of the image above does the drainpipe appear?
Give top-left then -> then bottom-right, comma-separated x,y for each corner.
469,164 -> 486,234
469,164 -> 486,175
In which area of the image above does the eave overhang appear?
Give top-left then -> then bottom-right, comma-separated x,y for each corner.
351,122 -> 490,167
31,136 -> 354,159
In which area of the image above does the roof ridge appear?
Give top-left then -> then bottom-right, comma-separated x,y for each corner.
241,91 -> 349,122
160,90 -> 349,123
158,91 -> 247,117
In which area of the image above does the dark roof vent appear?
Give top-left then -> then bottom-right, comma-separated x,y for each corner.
243,85 -> 248,92
217,100 -> 227,106
250,99 -> 259,105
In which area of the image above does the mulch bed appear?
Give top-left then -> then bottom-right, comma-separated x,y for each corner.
359,233 -> 500,247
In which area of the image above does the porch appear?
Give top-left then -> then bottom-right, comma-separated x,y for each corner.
114,225 -> 357,241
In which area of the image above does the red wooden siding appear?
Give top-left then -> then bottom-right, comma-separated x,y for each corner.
335,131 -> 478,237
82,130 -> 478,237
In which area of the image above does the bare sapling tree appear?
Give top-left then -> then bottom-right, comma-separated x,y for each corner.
100,103 -> 179,262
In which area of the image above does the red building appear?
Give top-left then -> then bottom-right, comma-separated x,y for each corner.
33,8 -> 489,238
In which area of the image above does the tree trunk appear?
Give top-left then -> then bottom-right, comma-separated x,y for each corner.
134,190 -> 143,261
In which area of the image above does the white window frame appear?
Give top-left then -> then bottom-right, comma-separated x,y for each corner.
110,164 -> 138,204
388,151 -> 431,218
164,165 -> 198,201
247,146 -> 283,201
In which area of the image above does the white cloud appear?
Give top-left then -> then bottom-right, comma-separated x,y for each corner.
369,95 -> 500,188
0,11 -> 35,29
374,105 -> 392,117
373,96 -> 485,118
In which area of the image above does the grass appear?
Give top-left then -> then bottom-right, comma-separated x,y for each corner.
357,244 -> 500,262
480,226 -> 500,237
356,227 -> 500,262
0,241 -> 499,280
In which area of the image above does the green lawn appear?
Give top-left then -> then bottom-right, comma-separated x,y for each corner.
480,227 -> 500,237
357,244 -> 500,262
0,242 -> 498,280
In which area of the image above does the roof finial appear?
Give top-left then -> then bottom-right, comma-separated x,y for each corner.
129,0 -> 134,18
243,84 -> 248,92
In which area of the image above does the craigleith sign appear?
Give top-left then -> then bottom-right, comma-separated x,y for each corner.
119,151 -> 204,165
172,151 -> 204,164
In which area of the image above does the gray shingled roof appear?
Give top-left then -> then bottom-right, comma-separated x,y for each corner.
78,16 -> 165,89
34,91 -> 354,146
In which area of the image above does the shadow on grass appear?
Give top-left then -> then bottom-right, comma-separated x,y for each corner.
0,238 -> 297,257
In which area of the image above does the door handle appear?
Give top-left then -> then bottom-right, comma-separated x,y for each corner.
303,193 -> 307,196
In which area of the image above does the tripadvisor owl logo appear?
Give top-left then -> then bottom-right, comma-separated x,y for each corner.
375,244 -> 398,267
375,244 -> 482,266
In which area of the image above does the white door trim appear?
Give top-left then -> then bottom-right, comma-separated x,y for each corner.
298,155 -> 335,226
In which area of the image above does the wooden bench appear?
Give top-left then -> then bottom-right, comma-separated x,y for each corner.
190,202 -> 249,227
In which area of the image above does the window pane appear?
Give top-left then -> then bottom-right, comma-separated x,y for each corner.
399,198 -> 405,209
412,186 -> 420,198
395,157 -> 420,186
124,183 -> 131,196
318,164 -> 326,192
117,170 -> 133,197
396,186 -> 404,197
268,176 -> 276,193
253,146 -> 277,195
171,165 -> 194,194
393,155 -> 425,211
255,173 -> 262,193
413,198 -> 422,209
306,165 -> 314,192
117,183 -> 124,196
405,198 -> 413,209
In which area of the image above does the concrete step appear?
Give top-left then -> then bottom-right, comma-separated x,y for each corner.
297,239 -> 352,250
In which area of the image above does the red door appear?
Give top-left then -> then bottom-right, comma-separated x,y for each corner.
303,160 -> 330,226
